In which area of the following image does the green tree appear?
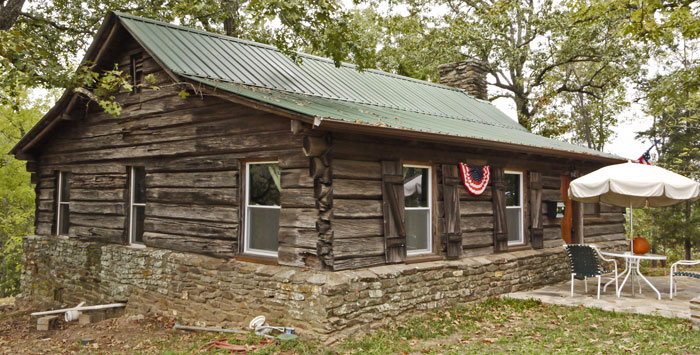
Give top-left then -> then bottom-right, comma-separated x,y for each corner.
0,90 -> 48,296
360,0 -> 645,137
638,38 -> 700,260
0,0 -> 372,111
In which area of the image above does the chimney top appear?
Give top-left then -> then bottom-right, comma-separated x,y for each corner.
438,59 -> 489,100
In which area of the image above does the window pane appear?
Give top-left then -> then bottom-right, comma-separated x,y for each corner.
131,205 -> 145,243
59,204 -> 70,235
133,167 -> 146,204
505,173 -> 520,206
506,208 -> 522,243
60,172 -> 71,201
404,167 -> 429,207
248,207 -> 280,252
406,209 -> 430,252
248,164 -> 280,206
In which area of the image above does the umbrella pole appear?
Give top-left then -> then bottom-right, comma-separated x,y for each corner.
629,202 -> 634,252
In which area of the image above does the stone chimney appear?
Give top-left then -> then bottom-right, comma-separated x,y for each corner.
438,59 -> 489,100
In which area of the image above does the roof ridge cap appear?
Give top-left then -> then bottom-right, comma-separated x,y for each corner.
114,12 -> 473,94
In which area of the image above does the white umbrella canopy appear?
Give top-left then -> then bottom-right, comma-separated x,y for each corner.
569,162 -> 700,208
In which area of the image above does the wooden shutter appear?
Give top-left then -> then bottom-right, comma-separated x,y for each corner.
492,167 -> 508,252
122,168 -> 129,244
381,160 -> 406,263
442,164 -> 462,259
529,172 -> 544,249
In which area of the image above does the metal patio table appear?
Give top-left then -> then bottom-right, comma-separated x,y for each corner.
600,251 -> 667,300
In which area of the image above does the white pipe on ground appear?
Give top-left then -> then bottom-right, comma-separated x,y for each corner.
173,322 -> 249,335
31,303 -> 127,317
64,302 -> 85,322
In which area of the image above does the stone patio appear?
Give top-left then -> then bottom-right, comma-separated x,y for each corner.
508,274 -> 700,320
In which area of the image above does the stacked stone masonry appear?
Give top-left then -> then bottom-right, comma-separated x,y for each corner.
20,235 -> 626,340
691,296 -> 700,330
438,59 -> 490,100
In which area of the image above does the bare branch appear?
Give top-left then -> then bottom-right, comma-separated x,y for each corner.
20,12 -> 93,35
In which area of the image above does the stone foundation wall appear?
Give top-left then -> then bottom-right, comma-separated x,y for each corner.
691,296 -> 700,330
20,235 -> 625,340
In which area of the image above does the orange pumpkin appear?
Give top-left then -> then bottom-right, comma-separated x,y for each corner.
633,237 -> 650,255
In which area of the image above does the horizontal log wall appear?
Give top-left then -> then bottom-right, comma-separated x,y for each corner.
331,159 -> 386,270
29,32 -> 627,271
32,36 -> 315,265
330,133 -> 628,267
540,174 -> 627,247
542,174 -> 565,248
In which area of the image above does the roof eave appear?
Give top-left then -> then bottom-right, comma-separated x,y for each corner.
178,75 -> 624,165
314,118 -> 626,165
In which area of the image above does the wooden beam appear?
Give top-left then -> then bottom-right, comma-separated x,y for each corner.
92,20 -> 122,67
25,161 -> 38,173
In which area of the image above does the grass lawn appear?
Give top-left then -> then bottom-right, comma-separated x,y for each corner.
333,297 -> 699,355
1,297 -> 698,354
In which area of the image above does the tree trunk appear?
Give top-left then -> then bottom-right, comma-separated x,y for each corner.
0,0 -> 25,30
221,0 -> 240,37
514,95 -> 532,130
685,201 -> 692,260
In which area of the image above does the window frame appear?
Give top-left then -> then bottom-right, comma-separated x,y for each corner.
55,171 -> 71,235
505,170 -> 525,246
128,166 -> 146,245
243,161 -> 281,258
403,164 -> 433,256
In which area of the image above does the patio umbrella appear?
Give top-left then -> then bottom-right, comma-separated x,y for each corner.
568,161 -> 700,249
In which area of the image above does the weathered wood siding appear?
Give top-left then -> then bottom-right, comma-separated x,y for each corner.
30,33 -> 627,271
32,36 -> 317,267
332,159 -> 386,270
541,174 -> 626,247
328,133 -> 628,269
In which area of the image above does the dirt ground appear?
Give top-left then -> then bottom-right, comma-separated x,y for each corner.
0,299 -> 240,354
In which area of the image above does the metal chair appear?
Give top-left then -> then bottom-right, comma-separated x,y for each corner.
564,244 -> 619,299
669,260 -> 700,299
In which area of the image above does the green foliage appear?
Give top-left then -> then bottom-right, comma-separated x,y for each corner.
0,90 -> 50,297
356,0 -> 646,146
0,0 -> 374,112
636,35 -> 700,259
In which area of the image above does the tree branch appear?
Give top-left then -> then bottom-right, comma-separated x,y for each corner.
19,12 -> 93,35
0,0 -> 25,30
531,55 -> 601,90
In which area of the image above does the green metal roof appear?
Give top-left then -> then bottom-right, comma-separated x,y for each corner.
116,12 -> 621,161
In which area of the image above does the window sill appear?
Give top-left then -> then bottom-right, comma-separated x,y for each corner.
128,243 -> 147,249
506,244 -> 531,252
406,254 -> 443,264
236,254 -> 278,266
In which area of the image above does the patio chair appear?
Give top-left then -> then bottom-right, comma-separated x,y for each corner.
564,244 -> 619,299
669,260 -> 700,299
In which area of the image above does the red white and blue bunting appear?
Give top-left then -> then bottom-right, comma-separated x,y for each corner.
459,162 -> 490,196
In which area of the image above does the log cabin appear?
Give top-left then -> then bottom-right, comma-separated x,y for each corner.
10,13 -> 628,333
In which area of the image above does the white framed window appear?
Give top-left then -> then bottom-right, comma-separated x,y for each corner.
404,165 -> 432,255
55,171 -> 71,235
505,171 -> 524,245
244,161 -> 281,257
128,166 -> 146,245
